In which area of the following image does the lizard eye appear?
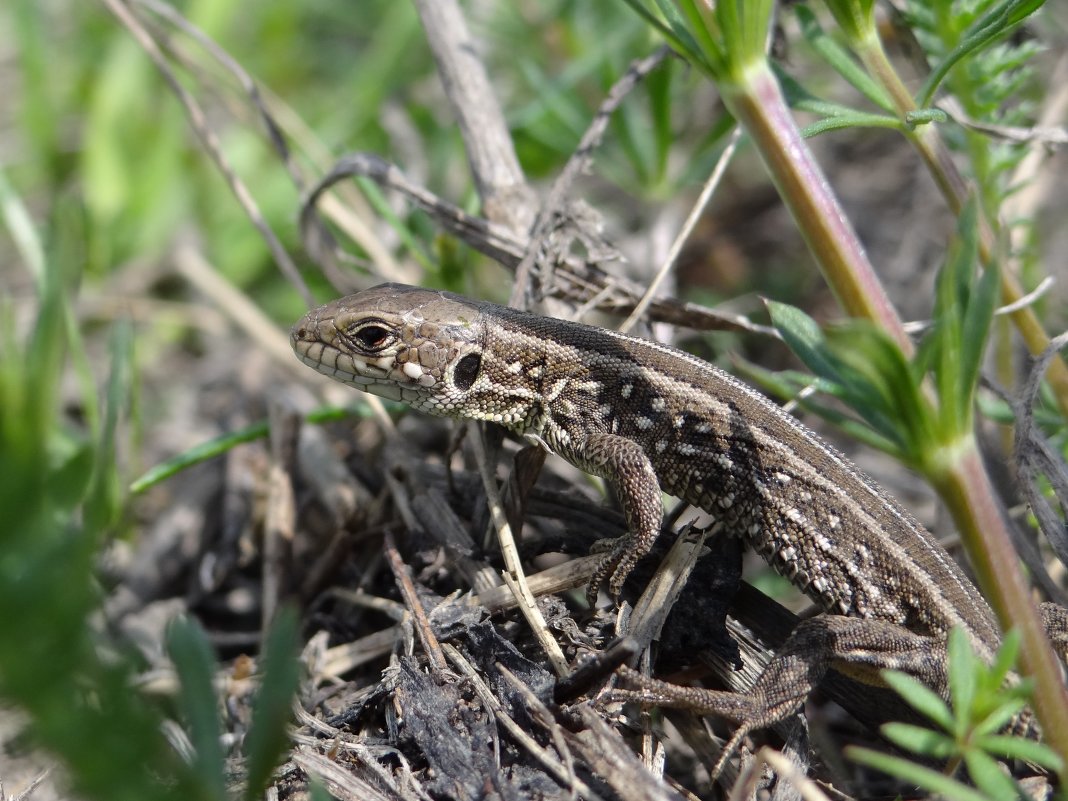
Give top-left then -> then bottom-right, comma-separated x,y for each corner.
453,352 -> 482,390
348,323 -> 393,352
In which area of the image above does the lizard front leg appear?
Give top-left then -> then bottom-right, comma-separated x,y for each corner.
565,431 -> 665,605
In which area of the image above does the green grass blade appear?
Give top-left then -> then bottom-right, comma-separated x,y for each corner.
962,749 -> 1020,801
129,404 -> 382,494
168,618 -> 228,801
85,319 -> 133,531
130,420 -> 270,493
879,722 -> 956,759
0,165 -> 46,288
243,607 -> 302,801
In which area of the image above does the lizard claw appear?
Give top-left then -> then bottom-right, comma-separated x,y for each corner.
586,538 -> 640,608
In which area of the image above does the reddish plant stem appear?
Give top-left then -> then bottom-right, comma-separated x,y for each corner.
724,64 -> 913,356
932,443 -> 1068,761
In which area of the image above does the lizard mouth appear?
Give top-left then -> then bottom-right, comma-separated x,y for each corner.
292,341 -> 396,386
290,324 -> 434,407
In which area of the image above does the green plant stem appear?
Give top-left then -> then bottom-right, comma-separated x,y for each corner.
724,62 -> 912,355
930,440 -> 1068,767
857,29 -> 1068,766
853,30 -> 1068,419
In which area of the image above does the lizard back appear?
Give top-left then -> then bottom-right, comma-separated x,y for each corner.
484,303 -> 999,648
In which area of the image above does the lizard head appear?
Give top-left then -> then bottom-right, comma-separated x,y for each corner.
291,283 -> 489,418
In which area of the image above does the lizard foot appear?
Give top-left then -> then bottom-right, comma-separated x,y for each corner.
610,665 -> 792,779
586,536 -> 640,607
608,616 -> 947,779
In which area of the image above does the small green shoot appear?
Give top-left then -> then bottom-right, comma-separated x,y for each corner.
917,0 -> 1046,108
848,628 -> 1062,800
767,198 -> 996,476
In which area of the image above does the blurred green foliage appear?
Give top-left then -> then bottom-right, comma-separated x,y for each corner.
5,0 -> 740,311
1,0 -> 1064,796
3,2 -> 733,795
850,629 -> 1062,800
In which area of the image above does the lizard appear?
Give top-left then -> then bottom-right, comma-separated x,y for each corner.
290,282 -> 1066,770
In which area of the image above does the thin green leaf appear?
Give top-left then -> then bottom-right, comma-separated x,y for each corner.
821,0 -> 876,42
795,5 -> 893,111
614,83 -> 654,186
977,734 -> 1064,771
130,420 -> 268,493
167,618 -> 228,801
958,260 -> 999,422
647,56 -> 673,183
0,165 -> 45,289
773,65 -> 901,135
243,607 -> 302,801
974,697 -> 1029,736
933,197 -> 975,430
825,324 -> 935,461
621,0 -> 709,70
881,670 -> 955,731
735,359 -> 905,457
11,1 -> 59,188
879,722 -> 956,759
737,0 -> 774,61
767,300 -> 844,385
976,393 -> 1015,425
50,199 -> 101,440
768,302 -> 916,452
911,315 -> 942,383
709,0 -> 739,54
26,285 -> 75,483
515,57 -> 591,139
946,627 -> 978,736
675,0 -> 728,76
45,439 -> 95,511
733,359 -> 846,400
962,748 -> 1019,801
355,176 -> 435,272
847,747 -> 991,801
800,111 -> 903,138
919,0 -> 1047,106
904,107 -> 949,127
988,629 -> 1021,686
